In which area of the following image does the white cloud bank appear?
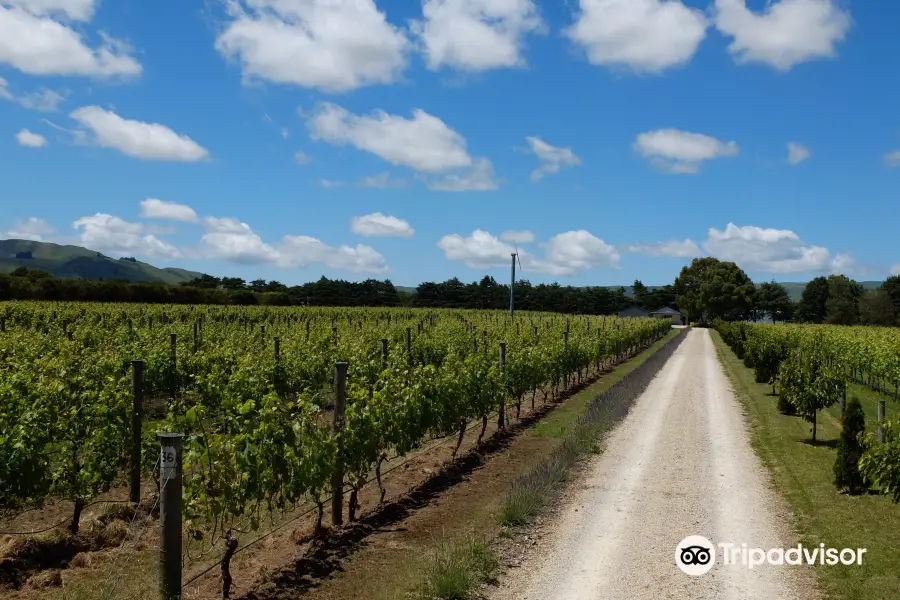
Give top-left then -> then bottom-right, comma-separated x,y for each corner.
3,217 -> 55,241
70,106 -> 210,162
351,212 -> 414,238
139,199 -> 199,223
634,128 -> 739,174
73,213 -> 182,260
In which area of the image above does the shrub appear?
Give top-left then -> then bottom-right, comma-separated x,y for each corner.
834,398 -> 867,494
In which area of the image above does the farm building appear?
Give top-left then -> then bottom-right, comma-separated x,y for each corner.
617,306 -> 649,318
649,306 -> 683,325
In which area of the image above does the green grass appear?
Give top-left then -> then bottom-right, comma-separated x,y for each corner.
711,330 -> 900,600
418,535 -> 499,600
531,329 -> 680,439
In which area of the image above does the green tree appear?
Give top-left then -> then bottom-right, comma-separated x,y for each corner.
879,275 -> 900,319
825,274 -> 863,325
754,281 -> 793,322
779,349 -> 844,442
632,279 -> 649,309
859,289 -> 896,326
834,397 -> 867,494
674,258 -> 755,323
795,276 -> 829,323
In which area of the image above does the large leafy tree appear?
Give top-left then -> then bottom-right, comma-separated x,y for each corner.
825,274 -> 863,325
795,276 -> 829,323
674,257 -> 755,323
754,281 -> 793,323
880,275 -> 900,319
859,289 -> 896,326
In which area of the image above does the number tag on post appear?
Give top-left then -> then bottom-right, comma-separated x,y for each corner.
161,446 -> 176,478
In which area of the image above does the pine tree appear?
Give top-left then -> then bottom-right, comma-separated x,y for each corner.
834,397 -> 867,494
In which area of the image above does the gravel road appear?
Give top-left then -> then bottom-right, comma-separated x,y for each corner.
491,328 -> 817,600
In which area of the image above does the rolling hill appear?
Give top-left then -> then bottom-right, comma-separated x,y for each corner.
0,239 -> 203,284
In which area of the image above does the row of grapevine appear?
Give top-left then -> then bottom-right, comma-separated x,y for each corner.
716,320 -> 900,502
0,302 -> 671,542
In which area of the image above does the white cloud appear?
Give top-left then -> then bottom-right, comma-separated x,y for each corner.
360,172 -> 407,189
215,0 -> 410,93
0,76 -> 11,99
73,213 -> 182,260
351,212 -> 414,238
16,128 -> 47,147
623,239 -> 701,258
3,217 -> 55,241
714,0 -> 851,71
197,216 -> 388,273
411,0 -> 543,72
565,0 -> 708,73
883,151 -> 900,167
319,178 -> 344,189
499,230 -> 534,244
18,88 -> 65,112
787,141 -> 810,165
294,150 -> 312,165
633,128 -> 739,174
6,0 -> 96,21
70,106 -> 210,162
307,102 -> 471,173
426,157 -> 499,191
280,126 -> 289,139
139,198 -> 199,223
702,223 -> 852,274
0,4 -> 141,78
526,136 -> 580,181
437,228 -> 619,275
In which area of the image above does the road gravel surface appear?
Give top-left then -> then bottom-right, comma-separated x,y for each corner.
491,328 -> 817,600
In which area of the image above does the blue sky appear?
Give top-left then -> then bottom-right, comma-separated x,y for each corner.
1,0 -> 898,287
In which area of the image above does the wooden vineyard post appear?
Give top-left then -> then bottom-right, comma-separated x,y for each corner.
260,325 -> 266,345
406,328 -> 412,364
878,400 -> 886,442
131,360 -> 144,508
381,338 -> 388,371
563,331 -> 569,388
331,362 -> 349,527
498,343 -> 506,430
157,433 -> 183,600
306,319 -> 310,341
193,322 -> 199,353
332,326 -> 338,347
170,334 -> 177,397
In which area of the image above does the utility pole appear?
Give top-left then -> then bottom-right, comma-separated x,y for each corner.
509,252 -> 516,320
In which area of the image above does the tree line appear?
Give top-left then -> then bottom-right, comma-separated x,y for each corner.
674,257 -> 900,326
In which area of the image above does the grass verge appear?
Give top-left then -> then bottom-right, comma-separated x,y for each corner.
711,330 -> 900,600
417,535 -> 499,600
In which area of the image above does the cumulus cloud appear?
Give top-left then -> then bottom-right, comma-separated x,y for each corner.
787,141 -> 810,165
139,198 -> 199,223
565,0 -> 708,73
426,157 -> 499,191
703,223 -> 851,274
526,136 -> 580,181
714,0 -> 851,71
215,0 -> 409,93
3,217 -> 55,241
307,102 -> 471,173
0,3 -> 141,78
411,0 -> 543,72
196,216 -> 388,274
70,106 -> 210,161
73,213 -> 182,260
883,151 -> 900,167
499,230 -> 535,244
623,239 -> 701,258
16,128 -> 47,147
437,229 -> 619,275
633,128 -> 739,174
351,212 -> 414,237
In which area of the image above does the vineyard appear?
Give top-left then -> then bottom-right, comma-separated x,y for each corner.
716,321 -> 900,500
0,301 -> 670,594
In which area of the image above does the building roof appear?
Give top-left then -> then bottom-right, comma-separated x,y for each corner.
650,307 -> 681,315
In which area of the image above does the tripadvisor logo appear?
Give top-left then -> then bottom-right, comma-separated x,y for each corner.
676,536 -> 867,575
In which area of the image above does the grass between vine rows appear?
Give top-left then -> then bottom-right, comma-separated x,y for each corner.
711,330 -> 900,600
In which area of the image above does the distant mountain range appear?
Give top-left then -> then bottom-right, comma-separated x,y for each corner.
0,239 -> 203,285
